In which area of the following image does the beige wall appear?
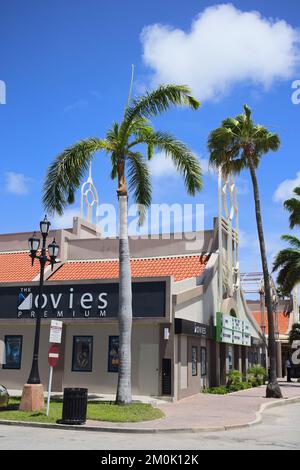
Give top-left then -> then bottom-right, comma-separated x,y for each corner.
59,323 -> 160,396
176,335 -> 210,400
0,324 -> 50,389
174,298 -> 203,324
0,322 -> 160,396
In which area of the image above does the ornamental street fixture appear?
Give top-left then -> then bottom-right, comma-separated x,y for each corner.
27,215 -> 59,385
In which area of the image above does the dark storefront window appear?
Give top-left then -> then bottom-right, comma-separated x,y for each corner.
108,336 -> 119,372
3,335 -> 23,370
192,346 -> 198,376
201,347 -> 207,377
72,336 -> 93,372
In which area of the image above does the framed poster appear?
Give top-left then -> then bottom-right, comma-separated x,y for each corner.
3,336 -> 23,370
201,347 -> 207,377
72,336 -> 93,372
191,346 -> 198,376
108,336 -> 119,373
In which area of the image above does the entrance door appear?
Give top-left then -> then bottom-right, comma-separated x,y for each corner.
162,358 -> 172,395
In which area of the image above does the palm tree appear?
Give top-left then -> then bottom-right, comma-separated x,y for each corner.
273,235 -> 300,293
208,105 -> 282,399
284,186 -> 300,229
43,81 -> 202,405
273,186 -> 300,294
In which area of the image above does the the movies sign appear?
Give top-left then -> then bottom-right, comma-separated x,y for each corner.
0,282 -> 166,319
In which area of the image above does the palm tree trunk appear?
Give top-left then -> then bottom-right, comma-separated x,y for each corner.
116,193 -> 133,405
248,157 -> 282,398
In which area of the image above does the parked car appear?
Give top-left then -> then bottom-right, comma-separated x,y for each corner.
0,385 -> 9,408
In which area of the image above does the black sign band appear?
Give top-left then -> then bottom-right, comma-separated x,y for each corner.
175,318 -> 213,339
0,282 -> 166,319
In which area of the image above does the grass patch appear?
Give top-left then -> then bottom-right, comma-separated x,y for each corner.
0,398 -> 164,424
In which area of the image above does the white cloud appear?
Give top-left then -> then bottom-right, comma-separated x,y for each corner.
149,152 -> 177,177
273,171 -> 300,202
64,99 -> 88,114
141,4 -> 300,101
149,152 -> 211,178
236,177 -> 250,196
52,207 -> 79,229
5,172 -> 32,195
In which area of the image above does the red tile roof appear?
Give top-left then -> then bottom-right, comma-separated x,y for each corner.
252,311 -> 290,336
50,255 -> 209,282
0,252 -> 40,282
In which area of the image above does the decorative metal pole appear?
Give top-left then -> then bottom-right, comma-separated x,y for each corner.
26,216 -> 59,384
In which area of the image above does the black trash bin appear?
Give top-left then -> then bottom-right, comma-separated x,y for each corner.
60,388 -> 88,425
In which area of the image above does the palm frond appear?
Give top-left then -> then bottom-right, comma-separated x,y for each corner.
284,196 -> 300,229
145,131 -> 202,195
281,234 -> 300,249
127,151 -> 152,224
208,106 -> 280,175
43,138 -> 110,215
293,186 -> 300,198
121,85 -> 200,139
273,238 -> 300,292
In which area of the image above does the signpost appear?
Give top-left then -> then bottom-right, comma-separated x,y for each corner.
49,320 -> 63,344
46,320 -> 63,416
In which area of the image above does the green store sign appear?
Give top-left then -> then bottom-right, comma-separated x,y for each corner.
216,312 -> 251,347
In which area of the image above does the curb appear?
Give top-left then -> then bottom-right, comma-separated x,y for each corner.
0,395 -> 300,434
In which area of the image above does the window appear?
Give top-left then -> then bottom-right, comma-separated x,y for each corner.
108,336 -> 119,373
201,347 -> 207,377
192,346 -> 198,376
3,336 -> 23,370
72,336 -> 93,372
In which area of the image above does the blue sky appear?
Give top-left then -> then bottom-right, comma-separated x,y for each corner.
1,1 -> 300,274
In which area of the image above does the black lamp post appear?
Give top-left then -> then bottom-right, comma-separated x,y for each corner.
27,216 -> 59,385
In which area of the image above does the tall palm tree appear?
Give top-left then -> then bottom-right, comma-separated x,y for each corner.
284,186 -> 300,229
43,82 -> 202,404
273,186 -> 300,296
273,235 -> 300,293
208,105 -> 282,398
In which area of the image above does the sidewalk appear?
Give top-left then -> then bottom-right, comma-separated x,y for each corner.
82,381 -> 300,432
4,381 -> 300,433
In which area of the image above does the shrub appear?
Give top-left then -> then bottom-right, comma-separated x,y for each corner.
226,369 -> 242,386
227,382 -> 252,393
247,365 -> 267,387
202,386 -> 228,395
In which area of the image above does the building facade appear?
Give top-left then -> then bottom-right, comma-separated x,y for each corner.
0,212 -> 265,400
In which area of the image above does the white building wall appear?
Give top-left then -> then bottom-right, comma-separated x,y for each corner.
174,298 -> 203,324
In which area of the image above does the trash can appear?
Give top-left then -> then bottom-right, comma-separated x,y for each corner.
60,388 -> 88,425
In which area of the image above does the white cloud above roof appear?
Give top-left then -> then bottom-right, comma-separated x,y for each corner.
5,172 -> 32,195
273,171 -> 300,202
141,4 -> 300,101
52,207 -> 80,229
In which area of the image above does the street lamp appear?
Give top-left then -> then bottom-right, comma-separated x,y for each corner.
26,215 -> 59,385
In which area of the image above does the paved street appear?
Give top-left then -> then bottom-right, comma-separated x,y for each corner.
0,402 -> 299,450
